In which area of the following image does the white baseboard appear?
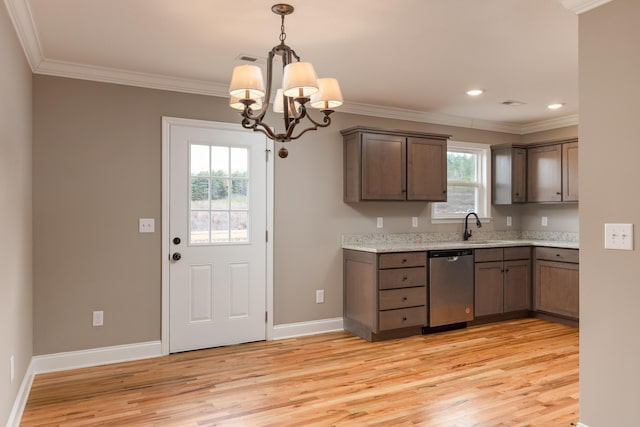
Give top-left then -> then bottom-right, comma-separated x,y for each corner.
6,359 -> 35,427
271,317 -> 344,340
31,340 -> 163,374
577,423 -> 589,427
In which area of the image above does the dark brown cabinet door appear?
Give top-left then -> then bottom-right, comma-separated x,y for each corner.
406,137 -> 447,201
474,261 -> 504,316
361,133 -> 406,200
534,260 -> 579,319
512,148 -> 527,203
503,259 -> 531,312
562,142 -> 579,202
528,145 -> 562,202
492,146 -> 527,205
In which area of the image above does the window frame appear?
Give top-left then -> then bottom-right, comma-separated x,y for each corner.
431,140 -> 492,223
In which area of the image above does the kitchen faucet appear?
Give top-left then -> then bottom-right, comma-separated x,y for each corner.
463,212 -> 482,241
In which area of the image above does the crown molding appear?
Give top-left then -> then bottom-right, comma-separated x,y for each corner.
6,0 -> 578,135
560,0 -> 614,14
3,0 -> 42,69
35,58 -> 230,97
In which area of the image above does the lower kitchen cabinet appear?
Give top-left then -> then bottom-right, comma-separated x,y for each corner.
533,247 -> 579,321
343,249 -> 427,341
474,247 -> 531,318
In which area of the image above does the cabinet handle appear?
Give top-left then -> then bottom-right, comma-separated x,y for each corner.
402,317 -> 407,322
402,259 -> 407,264
556,253 -> 561,257
402,276 -> 408,281
556,192 -> 562,195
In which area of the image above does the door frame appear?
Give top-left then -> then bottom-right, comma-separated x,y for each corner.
161,116 -> 274,355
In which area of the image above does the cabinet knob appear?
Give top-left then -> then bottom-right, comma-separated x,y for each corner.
515,192 -> 520,196
402,276 -> 408,281
402,296 -> 408,301
401,259 -> 407,264
556,192 -> 562,195
402,317 -> 407,322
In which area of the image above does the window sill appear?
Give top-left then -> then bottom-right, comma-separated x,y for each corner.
430,217 -> 492,225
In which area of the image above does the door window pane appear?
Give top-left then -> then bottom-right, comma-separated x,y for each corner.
189,143 -> 250,244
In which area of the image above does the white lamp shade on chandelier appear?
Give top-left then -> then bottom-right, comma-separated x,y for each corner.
282,62 -> 319,98
229,64 -> 265,100
273,88 -> 301,114
310,78 -> 344,110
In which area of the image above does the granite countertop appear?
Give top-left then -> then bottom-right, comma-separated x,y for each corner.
341,231 -> 579,253
342,239 -> 578,253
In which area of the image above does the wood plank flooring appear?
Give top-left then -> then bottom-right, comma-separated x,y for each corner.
21,319 -> 579,426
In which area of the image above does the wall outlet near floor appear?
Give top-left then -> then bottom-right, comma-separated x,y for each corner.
604,223 -> 634,250
506,216 -> 512,227
376,217 -> 383,228
541,216 -> 548,227
412,217 -> 419,228
93,310 -> 104,326
316,290 -> 325,304
10,355 -> 14,384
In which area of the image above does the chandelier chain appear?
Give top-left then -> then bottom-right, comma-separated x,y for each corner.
279,15 -> 286,43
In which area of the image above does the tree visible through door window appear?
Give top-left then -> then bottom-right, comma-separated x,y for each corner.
190,144 -> 249,243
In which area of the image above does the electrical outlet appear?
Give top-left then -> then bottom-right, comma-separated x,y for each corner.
376,217 -> 383,228
93,310 -> 104,326
541,216 -> 548,227
10,355 -> 14,384
316,290 -> 325,304
604,223 -> 634,250
507,216 -> 512,227
412,217 -> 418,228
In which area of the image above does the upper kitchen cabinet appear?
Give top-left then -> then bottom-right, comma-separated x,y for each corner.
342,127 -> 449,202
492,144 -> 527,205
527,138 -> 578,203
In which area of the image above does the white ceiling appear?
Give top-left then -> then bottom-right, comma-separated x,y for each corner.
6,0 -> 593,134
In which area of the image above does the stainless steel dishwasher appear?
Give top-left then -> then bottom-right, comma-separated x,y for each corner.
428,249 -> 474,327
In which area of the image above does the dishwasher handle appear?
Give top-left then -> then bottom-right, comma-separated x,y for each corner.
428,249 -> 473,258
447,256 -> 459,262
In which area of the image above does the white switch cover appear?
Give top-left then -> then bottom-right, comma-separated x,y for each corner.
541,216 -> 548,227
507,216 -> 512,227
412,217 -> 419,228
93,310 -> 104,326
376,217 -> 383,228
139,218 -> 155,233
604,223 -> 634,250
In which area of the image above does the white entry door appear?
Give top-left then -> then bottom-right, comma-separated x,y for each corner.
167,119 -> 269,353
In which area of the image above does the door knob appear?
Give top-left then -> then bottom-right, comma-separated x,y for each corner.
172,252 -> 182,261
173,237 -> 181,245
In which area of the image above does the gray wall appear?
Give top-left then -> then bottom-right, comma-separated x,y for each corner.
579,0 -> 640,425
31,74 -> 577,353
0,4 -> 33,425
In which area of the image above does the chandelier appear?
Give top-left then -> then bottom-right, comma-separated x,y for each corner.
228,4 -> 343,158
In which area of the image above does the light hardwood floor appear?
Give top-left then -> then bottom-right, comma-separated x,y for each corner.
21,319 -> 578,426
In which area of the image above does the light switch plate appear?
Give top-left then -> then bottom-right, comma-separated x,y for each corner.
541,216 -> 548,227
507,216 -> 512,227
139,218 -> 155,233
376,217 -> 383,228
604,223 -> 634,250
412,217 -> 419,228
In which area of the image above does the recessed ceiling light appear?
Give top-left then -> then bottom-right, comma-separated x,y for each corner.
467,89 -> 484,96
501,100 -> 526,107
548,103 -> 564,110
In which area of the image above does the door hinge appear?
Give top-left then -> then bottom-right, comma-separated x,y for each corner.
265,311 -> 268,322
266,230 -> 269,242
266,148 -> 271,162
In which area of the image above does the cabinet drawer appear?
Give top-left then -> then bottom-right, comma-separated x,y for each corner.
535,247 -> 578,263
379,306 -> 426,330
379,287 -> 426,310
504,246 -> 531,260
378,252 -> 426,269
474,248 -> 503,263
379,267 -> 426,290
